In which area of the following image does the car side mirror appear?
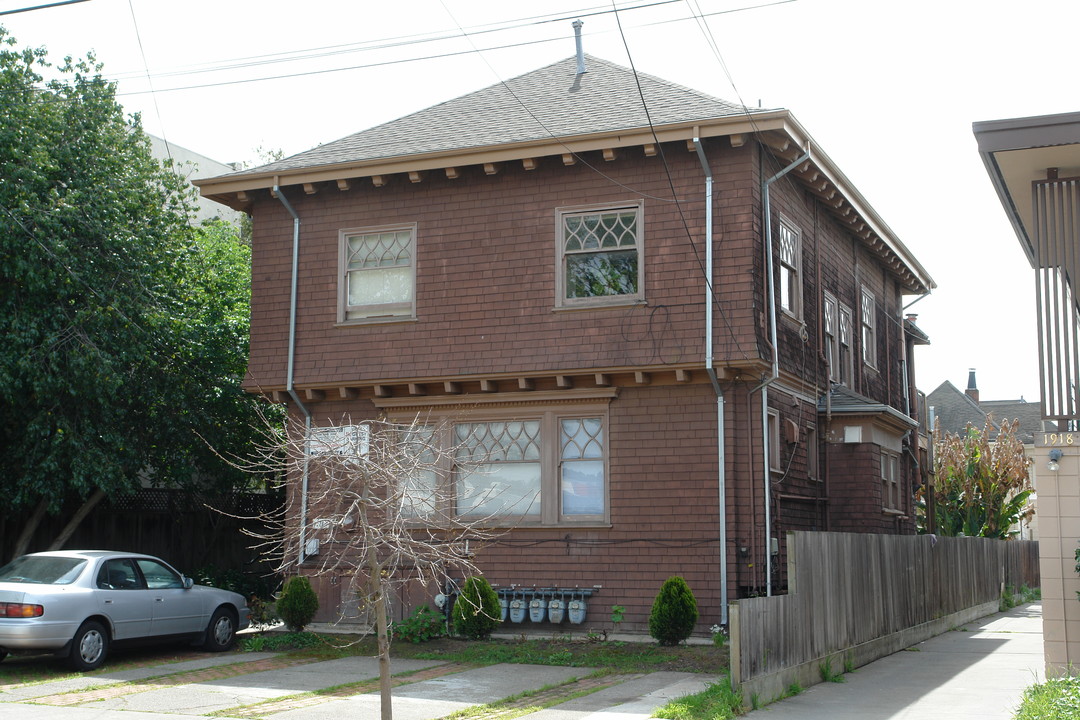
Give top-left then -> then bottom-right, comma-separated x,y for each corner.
183,576 -> 194,590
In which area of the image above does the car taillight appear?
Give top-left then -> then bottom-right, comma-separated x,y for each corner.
0,603 -> 44,618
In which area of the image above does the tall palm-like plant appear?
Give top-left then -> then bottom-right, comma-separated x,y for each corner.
920,418 -> 1033,539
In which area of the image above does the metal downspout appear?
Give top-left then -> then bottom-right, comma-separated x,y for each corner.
757,148 -> 810,597
693,138 -> 728,626
274,185 -> 313,566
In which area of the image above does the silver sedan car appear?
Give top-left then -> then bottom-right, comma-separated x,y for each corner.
0,550 -> 250,670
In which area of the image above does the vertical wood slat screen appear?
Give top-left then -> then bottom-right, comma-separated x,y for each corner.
1033,178 -> 1080,420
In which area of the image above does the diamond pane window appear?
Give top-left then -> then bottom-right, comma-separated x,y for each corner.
559,205 -> 642,306
777,219 -> 801,317
454,421 -> 541,517
560,418 -> 605,517
340,226 -> 415,320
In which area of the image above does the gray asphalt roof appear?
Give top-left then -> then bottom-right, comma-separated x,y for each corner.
230,55 -> 760,177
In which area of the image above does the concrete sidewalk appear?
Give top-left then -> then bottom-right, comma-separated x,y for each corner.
741,602 -> 1045,719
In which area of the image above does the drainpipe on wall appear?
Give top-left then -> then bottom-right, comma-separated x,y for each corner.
274,185 -> 313,567
693,137 -> 728,627
756,147 -> 810,597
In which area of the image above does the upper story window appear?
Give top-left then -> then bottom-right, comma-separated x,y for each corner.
339,224 -> 416,322
861,287 -> 877,369
776,216 -> 802,319
557,202 -> 643,308
838,303 -> 854,386
823,292 -> 838,383
824,292 -> 853,386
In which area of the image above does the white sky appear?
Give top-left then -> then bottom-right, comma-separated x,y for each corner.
4,0 -> 1075,404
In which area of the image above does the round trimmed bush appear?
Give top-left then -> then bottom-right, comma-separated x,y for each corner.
452,576 -> 501,640
277,575 -> 319,632
649,575 -> 698,646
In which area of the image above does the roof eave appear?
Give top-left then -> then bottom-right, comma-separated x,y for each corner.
196,110 -> 793,198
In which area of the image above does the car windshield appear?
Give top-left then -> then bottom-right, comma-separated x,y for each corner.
0,556 -> 88,585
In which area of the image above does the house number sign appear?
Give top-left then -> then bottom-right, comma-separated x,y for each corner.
1041,433 -> 1076,447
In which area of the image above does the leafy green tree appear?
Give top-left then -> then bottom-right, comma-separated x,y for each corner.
919,417 -> 1033,539
0,28 -> 266,556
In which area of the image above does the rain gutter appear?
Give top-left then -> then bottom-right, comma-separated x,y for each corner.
693,137 -> 728,626
274,185 -> 313,566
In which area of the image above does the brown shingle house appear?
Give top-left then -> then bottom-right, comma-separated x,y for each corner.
198,55 -> 935,632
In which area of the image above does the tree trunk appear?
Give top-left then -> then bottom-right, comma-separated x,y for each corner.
48,488 -> 107,551
11,498 -> 49,560
369,554 -> 393,720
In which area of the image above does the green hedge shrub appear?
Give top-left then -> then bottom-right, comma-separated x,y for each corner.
649,575 -> 698,646
392,605 -> 446,643
452,576 -> 501,640
276,575 -> 319,632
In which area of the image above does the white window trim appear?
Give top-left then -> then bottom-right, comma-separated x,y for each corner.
555,200 -> 645,310
337,223 -> 418,324
823,292 -> 838,384
776,214 -> 802,320
860,286 -> 877,369
838,302 -> 854,386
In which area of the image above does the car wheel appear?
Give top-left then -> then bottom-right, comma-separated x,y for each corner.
69,621 -> 108,671
203,607 -> 237,652
0,650 -> 7,663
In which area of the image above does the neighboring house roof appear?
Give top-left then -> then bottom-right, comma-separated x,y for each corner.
981,399 -> 1053,445
197,55 -> 933,295
927,380 -> 1052,443
927,380 -> 985,436
146,134 -> 242,226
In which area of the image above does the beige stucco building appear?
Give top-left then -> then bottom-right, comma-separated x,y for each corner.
975,111 -> 1080,674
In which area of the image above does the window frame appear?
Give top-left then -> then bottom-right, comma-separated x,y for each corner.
776,214 -> 802,320
555,201 -> 645,309
881,450 -> 900,512
838,302 -> 854,386
823,292 -> 839,383
338,223 -> 418,324
768,409 -> 781,473
860,286 -> 877,369
387,403 -> 611,527
807,424 -> 819,481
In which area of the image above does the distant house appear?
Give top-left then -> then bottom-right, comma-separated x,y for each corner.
927,369 -> 1050,539
146,134 -> 242,225
199,54 -> 935,631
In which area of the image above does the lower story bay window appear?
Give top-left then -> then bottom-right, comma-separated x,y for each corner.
396,407 -> 609,526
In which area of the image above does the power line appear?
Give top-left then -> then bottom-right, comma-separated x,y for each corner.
0,0 -> 89,16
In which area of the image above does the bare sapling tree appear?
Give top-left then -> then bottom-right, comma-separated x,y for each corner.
245,411 -> 517,720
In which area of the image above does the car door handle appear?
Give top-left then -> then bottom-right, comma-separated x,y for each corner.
104,599 -> 113,604
155,598 -> 164,603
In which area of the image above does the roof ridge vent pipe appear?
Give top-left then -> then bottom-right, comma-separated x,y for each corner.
274,185 -> 313,567
573,20 -> 586,74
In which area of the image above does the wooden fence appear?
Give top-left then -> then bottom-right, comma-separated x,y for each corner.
730,531 -> 1040,701
0,489 -> 282,587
